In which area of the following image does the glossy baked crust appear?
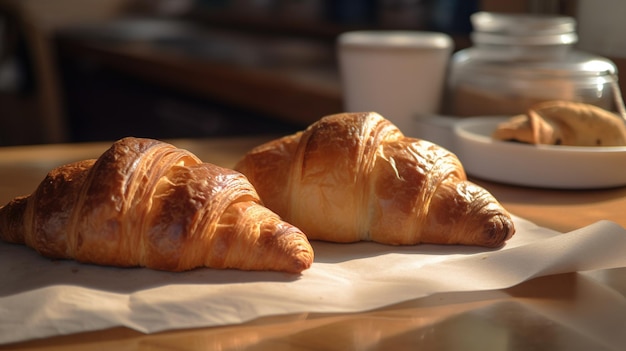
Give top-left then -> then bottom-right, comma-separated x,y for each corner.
236,112 -> 515,247
0,137 -> 313,273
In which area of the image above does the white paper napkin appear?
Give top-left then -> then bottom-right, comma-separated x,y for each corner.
1,215 -> 626,345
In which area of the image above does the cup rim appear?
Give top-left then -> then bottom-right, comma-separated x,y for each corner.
338,30 -> 453,50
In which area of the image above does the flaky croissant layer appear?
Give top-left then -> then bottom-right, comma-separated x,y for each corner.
236,112 -> 515,247
0,137 -> 313,273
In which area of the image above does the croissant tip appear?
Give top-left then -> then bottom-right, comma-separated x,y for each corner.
0,196 -> 29,244
482,215 -> 516,248
288,259 -> 313,274
280,245 -> 314,274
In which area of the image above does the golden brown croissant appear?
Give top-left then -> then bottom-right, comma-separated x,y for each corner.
492,100 -> 626,146
235,112 -> 515,248
0,137 -> 313,273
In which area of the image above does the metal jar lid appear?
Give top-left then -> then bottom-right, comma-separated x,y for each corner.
470,11 -> 578,46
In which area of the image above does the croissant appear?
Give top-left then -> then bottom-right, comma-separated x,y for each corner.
492,100 -> 626,146
0,137 -> 313,273
235,112 -> 515,247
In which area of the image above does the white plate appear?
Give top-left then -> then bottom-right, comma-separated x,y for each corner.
412,115 -> 626,189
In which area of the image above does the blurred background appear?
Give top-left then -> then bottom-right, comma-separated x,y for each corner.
0,0 -> 614,146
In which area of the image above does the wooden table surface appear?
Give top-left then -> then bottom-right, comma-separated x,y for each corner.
1,137 -> 625,350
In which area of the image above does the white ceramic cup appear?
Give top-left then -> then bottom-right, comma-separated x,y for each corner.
337,30 -> 453,134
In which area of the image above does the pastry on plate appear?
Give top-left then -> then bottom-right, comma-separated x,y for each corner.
492,100 -> 626,146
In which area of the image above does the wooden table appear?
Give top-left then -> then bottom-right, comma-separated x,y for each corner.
1,137 -> 625,350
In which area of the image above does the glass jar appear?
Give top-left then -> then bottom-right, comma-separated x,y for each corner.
445,12 -> 619,117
